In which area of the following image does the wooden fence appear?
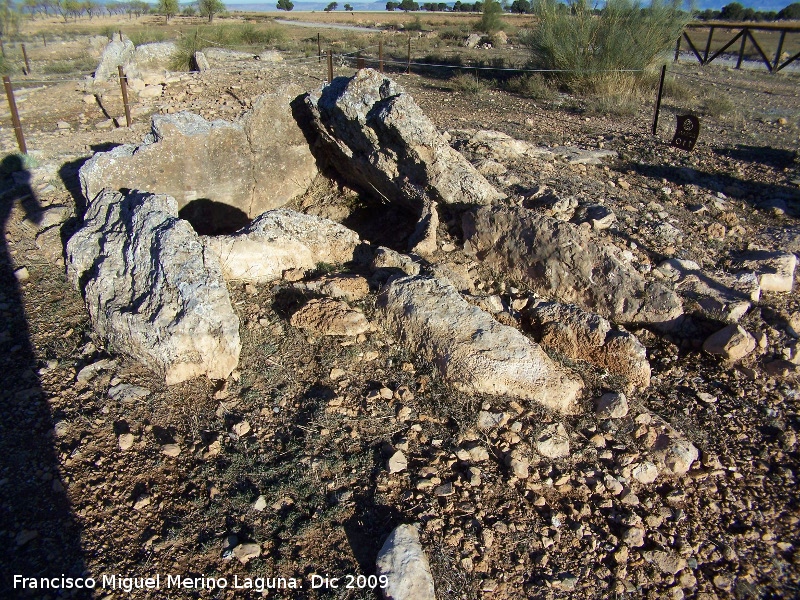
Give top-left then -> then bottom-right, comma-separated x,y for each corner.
676,22 -> 800,72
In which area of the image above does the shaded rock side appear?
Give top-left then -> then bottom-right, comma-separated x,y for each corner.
378,275 -> 583,413
300,69 -> 504,216
80,86 -> 317,219
376,525 -> 436,600
526,301 -> 651,389
463,205 -> 683,325
66,190 -> 241,385
94,39 -> 135,82
202,209 -> 360,282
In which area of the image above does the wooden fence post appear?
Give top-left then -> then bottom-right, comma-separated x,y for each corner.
379,40 -> 384,73
3,76 -> 27,154
327,49 -> 333,83
118,65 -> 132,127
42,34 -> 47,47
674,36 -> 681,62
318,33 -> 321,63
21,44 -> 30,75
406,37 -> 411,74
0,39 -> 5,58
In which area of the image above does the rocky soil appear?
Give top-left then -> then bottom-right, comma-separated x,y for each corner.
1,28 -> 799,600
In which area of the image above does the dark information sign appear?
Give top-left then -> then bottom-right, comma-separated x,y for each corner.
671,115 -> 700,151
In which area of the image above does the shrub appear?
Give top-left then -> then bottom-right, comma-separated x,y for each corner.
405,15 -> 424,31
505,72 -> 556,100
521,0 -> 690,92
129,28 -> 168,45
450,71 -> 489,94
477,0 -> 505,34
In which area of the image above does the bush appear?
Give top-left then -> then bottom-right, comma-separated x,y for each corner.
450,71 -> 489,94
129,28 -> 168,45
477,0 -> 505,34
521,0 -> 690,92
405,15 -> 424,31
505,73 -> 556,100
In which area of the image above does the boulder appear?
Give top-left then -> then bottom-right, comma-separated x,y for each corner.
202,209 -> 360,283
463,33 -> 482,48
525,301 -> 651,389
290,298 -> 370,337
66,190 -> 241,385
733,250 -> 796,293
299,274 -> 370,301
191,51 -> 210,72
94,39 -> 135,82
378,275 -> 583,412
80,85 -> 318,222
300,69 -> 504,218
376,525 -> 435,600
203,48 -> 256,63
463,205 -> 683,326
656,258 -> 759,323
131,42 -> 177,73
702,324 -> 756,362
461,130 -> 554,162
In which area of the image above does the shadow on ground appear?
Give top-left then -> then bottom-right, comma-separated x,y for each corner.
0,155 -> 87,598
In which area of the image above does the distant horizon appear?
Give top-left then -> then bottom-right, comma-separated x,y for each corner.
124,0 -> 799,11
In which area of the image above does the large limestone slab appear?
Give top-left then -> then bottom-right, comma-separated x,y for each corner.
376,525 -> 435,600
202,209 -> 360,282
94,39 -> 135,82
66,190 -> 241,385
463,205 -> 683,326
301,69 -> 505,216
80,85 -> 317,220
526,301 -> 651,389
733,250 -> 796,293
378,275 -> 583,413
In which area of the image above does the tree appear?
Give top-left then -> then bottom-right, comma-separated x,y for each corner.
510,0 -> 529,13
386,1 -> 398,8
344,2 -> 353,9
399,0 -> 418,10
198,0 -> 224,21
719,2 -> 744,21
324,1 -> 337,10
477,0 -> 503,33
277,0 -> 294,9
778,2 -> 800,19
182,4 -> 196,16
158,0 -> 178,21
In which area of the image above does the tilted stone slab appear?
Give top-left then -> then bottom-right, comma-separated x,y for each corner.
376,525 -> 435,600
378,275 -> 583,413
80,85 -> 317,220
301,69 -> 505,216
463,205 -> 683,326
526,301 -> 651,390
202,209 -> 360,283
66,190 -> 241,385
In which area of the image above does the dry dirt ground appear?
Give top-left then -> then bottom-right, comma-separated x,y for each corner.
0,18 -> 799,600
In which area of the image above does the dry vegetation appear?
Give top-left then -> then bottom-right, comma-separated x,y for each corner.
0,10 -> 799,600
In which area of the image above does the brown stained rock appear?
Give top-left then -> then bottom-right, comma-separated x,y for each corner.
290,298 -> 370,337
526,301 -> 651,389
702,324 -> 756,362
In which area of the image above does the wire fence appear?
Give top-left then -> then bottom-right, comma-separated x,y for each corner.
1,32 -> 796,156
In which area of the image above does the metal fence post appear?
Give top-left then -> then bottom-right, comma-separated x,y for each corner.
379,40 -> 384,73
3,76 -> 27,154
118,65 -> 132,127
652,65 -> 666,136
406,37 -> 411,74
327,49 -> 333,83
21,44 -> 30,75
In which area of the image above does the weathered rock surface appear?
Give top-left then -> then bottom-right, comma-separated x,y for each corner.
536,423 -> 570,458
656,258 -> 760,323
299,274 -> 370,301
461,130 -> 554,162
202,209 -> 360,282
94,39 -> 135,82
733,250 -> 796,292
80,86 -> 317,220
525,301 -> 651,389
371,246 -> 421,277
290,298 -> 370,336
191,50 -> 210,72
301,69 -> 504,217
66,190 -> 241,384
378,276 -> 583,412
376,525 -> 436,600
464,205 -> 682,325
703,324 -> 756,362
131,42 -> 177,73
